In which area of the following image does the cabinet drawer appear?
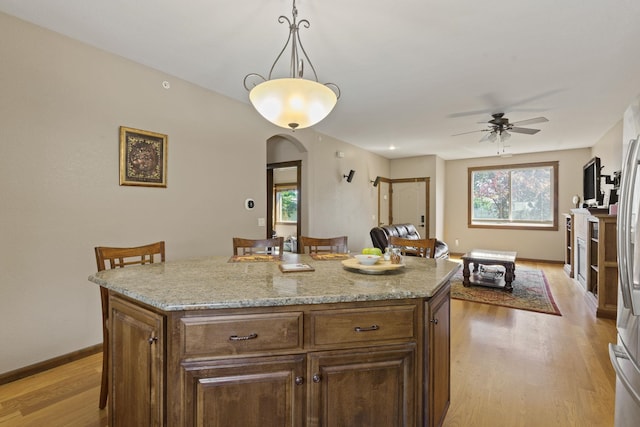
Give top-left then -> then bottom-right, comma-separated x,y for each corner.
310,305 -> 416,347
181,312 -> 303,357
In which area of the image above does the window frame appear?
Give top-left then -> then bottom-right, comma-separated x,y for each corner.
274,183 -> 298,225
467,161 -> 559,231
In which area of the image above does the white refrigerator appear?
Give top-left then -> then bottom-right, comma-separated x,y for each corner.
609,97 -> 640,426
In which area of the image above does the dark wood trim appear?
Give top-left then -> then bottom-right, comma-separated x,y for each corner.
379,177 -> 430,237
267,161 -> 302,252
0,343 -> 102,385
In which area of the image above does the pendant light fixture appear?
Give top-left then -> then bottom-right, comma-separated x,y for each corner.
243,0 -> 340,130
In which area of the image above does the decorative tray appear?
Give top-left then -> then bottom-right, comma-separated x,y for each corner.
341,258 -> 405,275
228,255 -> 279,263
309,253 -> 351,261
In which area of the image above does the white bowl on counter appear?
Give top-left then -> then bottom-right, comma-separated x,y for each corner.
354,254 -> 381,265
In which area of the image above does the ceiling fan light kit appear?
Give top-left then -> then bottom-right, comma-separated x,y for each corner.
243,0 -> 340,130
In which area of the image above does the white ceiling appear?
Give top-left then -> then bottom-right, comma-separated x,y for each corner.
2,0 -> 640,160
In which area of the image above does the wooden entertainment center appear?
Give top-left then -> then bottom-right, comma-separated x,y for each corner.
564,208 -> 618,318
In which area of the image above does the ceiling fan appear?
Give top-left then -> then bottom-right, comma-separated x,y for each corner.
454,113 -> 549,142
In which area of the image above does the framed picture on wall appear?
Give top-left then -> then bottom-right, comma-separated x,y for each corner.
119,126 -> 167,187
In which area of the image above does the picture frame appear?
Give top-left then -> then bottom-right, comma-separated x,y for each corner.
119,126 -> 167,187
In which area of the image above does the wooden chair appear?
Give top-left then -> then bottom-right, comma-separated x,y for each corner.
389,236 -> 437,258
299,236 -> 348,254
94,241 -> 165,409
232,237 -> 284,257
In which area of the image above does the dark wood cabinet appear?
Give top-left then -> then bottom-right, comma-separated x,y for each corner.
563,213 -> 574,277
586,215 -> 618,318
425,282 -> 450,427
181,354 -> 306,427
109,296 -> 164,427
308,345 -> 416,427
570,209 -> 618,318
108,283 -> 451,426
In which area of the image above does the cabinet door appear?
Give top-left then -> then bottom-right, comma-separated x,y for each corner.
110,296 -> 164,427
181,354 -> 306,427
308,345 -> 416,427
425,283 -> 451,427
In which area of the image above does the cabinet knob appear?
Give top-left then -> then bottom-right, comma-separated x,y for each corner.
430,318 -> 439,325
312,373 -> 322,383
148,336 -> 158,344
295,376 -> 305,386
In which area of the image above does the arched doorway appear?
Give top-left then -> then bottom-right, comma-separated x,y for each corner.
266,135 -> 307,253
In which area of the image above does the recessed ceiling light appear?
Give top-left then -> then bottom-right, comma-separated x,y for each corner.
389,145 -> 396,150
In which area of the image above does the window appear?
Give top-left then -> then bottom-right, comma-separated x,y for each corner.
468,161 -> 558,230
275,185 -> 298,223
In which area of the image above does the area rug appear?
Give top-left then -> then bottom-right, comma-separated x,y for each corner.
450,265 -> 561,315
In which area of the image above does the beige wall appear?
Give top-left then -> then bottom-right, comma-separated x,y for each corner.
389,155 -> 442,238
0,13 -> 389,374
434,156 -> 446,240
444,148 -> 598,260
592,121 -> 623,203
0,10 -> 624,375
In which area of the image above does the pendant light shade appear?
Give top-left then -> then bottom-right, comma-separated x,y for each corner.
243,0 -> 340,130
249,78 -> 337,130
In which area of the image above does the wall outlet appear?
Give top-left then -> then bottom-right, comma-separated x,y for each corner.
455,239 -> 459,247
258,218 -> 265,227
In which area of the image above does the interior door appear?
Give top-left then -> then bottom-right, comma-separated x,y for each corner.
393,181 -> 426,230
377,177 -> 429,237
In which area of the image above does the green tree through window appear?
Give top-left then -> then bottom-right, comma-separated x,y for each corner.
275,186 -> 298,223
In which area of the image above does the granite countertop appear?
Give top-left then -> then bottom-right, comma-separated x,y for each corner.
88,254 -> 461,311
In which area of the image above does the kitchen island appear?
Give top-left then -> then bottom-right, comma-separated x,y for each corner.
89,254 -> 460,427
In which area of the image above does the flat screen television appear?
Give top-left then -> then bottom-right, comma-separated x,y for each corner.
583,156 -> 602,206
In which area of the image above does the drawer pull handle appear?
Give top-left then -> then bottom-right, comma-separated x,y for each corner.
430,318 -> 439,325
229,333 -> 258,341
354,324 -> 379,332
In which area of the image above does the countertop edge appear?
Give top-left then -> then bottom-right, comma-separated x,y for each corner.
88,259 -> 461,312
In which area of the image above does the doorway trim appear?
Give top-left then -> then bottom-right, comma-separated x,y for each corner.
377,176 -> 430,237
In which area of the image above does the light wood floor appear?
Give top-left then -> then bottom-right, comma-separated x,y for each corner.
0,261 -> 616,426
443,260 -> 616,427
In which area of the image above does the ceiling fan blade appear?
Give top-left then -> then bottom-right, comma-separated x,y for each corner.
511,117 -> 548,126
452,129 -> 486,136
510,127 -> 540,135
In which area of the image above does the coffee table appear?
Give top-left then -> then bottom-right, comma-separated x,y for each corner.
461,249 -> 517,292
